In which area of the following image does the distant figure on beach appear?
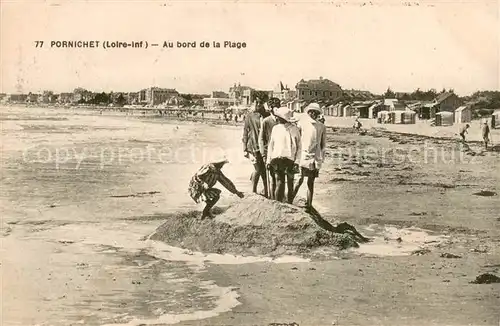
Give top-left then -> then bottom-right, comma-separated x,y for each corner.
234,114 -> 238,123
292,103 -> 326,211
259,97 -> 281,199
188,157 -> 244,219
353,117 -> 362,131
266,107 -> 301,203
243,101 -> 269,197
482,121 -> 490,150
459,124 -> 470,142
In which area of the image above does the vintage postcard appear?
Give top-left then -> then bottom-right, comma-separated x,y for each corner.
1,0 -> 499,325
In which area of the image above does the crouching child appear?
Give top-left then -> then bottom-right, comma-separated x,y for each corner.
188,158 -> 244,219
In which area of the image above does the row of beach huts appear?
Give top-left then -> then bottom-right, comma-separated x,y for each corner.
307,98 -> 500,128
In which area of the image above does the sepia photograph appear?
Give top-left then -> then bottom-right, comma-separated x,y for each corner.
1,1 -> 499,325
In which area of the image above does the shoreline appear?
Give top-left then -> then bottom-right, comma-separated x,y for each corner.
3,103 -> 497,145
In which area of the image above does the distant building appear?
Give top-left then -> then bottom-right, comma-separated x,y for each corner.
273,82 -> 295,101
295,77 -> 343,103
126,92 -> 139,105
344,89 -> 376,101
203,90 -> 236,109
7,94 -> 28,103
433,91 -> 461,113
227,83 -> 273,106
139,87 -> 180,105
229,83 -> 254,105
203,97 -> 238,109
383,99 -> 407,111
454,106 -> 472,124
212,91 -> 229,99
229,83 -> 250,99
242,88 -> 256,106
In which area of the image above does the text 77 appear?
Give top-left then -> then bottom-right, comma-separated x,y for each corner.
35,41 -> 44,48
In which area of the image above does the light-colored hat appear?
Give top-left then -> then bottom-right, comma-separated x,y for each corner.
211,157 -> 229,165
305,103 -> 323,115
207,153 -> 229,165
275,106 -> 294,122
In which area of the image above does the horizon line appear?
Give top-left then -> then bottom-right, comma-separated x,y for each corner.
2,84 -> 499,98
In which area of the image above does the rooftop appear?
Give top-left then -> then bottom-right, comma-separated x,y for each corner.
296,77 -> 341,89
435,91 -> 456,103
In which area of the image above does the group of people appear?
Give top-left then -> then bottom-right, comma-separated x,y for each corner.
242,98 -> 326,212
188,97 -> 327,219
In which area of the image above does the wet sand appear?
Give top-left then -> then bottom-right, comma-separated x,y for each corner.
1,106 -> 499,326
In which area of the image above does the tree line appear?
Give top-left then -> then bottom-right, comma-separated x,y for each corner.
383,87 -> 453,101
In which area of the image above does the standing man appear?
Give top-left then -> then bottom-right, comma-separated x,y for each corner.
266,107 -> 301,203
482,121 -> 491,150
188,157 -> 244,219
459,124 -> 470,142
243,100 -> 269,197
259,97 -> 281,199
292,103 -> 326,211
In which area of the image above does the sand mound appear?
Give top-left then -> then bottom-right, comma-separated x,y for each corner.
149,194 -> 360,256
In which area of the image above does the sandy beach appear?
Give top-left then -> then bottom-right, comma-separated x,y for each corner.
1,105 -> 499,326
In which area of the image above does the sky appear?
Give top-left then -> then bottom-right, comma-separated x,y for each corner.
1,0 -> 499,96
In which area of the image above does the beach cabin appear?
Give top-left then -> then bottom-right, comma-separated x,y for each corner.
401,111 -> 417,124
388,111 -> 416,124
322,104 -> 334,116
388,111 -> 402,124
454,106 -> 472,124
343,105 -> 357,117
435,111 -> 454,126
492,110 -> 500,129
377,110 -> 389,123
353,101 -> 378,119
327,103 -> 343,117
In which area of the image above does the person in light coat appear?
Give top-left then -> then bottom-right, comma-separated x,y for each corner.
292,103 -> 326,211
266,107 -> 301,203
